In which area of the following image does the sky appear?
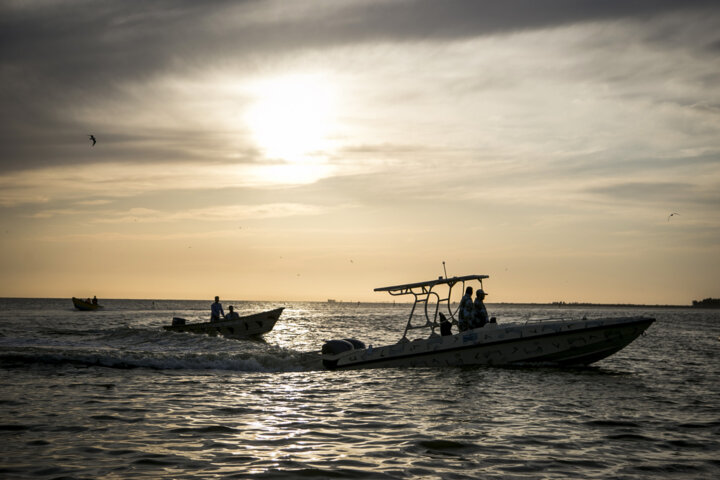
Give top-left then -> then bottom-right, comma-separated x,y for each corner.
1,0 -> 719,304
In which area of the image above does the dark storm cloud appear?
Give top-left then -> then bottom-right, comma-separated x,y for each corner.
1,1 -> 236,81
1,0 -> 719,173
325,0 -> 719,43
3,0 -> 718,88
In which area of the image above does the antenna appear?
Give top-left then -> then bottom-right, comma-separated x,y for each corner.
442,261 -> 448,279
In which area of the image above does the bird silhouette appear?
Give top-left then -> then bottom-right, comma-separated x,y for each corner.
667,212 -> 679,221
88,134 -> 96,146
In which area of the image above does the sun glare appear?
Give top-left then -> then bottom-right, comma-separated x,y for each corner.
245,75 -> 336,164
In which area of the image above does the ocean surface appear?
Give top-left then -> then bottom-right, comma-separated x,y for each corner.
1,298 -> 718,479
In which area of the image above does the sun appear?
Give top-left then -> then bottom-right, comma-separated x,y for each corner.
245,74 -> 336,164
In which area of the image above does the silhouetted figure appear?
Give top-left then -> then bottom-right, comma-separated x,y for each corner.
92,296 -> 98,305
473,289 -> 489,328
210,296 -> 225,322
458,286 -> 473,331
439,312 -> 452,336
88,134 -> 96,146
225,305 -> 240,321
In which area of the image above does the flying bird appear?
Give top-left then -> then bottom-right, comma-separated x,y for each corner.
88,134 -> 96,146
667,212 -> 679,221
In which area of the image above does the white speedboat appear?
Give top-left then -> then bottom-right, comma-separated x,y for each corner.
164,307 -> 284,339
321,275 -> 654,369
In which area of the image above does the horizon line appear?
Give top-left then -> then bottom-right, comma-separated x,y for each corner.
0,296 -> 710,308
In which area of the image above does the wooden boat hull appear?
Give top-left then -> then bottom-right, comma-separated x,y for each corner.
322,316 -> 655,370
72,297 -> 103,311
163,307 -> 284,338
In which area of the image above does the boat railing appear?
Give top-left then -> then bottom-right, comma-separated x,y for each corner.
520,315 -> 585,326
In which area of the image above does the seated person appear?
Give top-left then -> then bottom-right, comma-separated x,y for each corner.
439,312 -> 453,336
472,289 -> 489,328
225,305 -> 240,321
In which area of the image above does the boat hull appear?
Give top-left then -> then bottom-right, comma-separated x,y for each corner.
72,297 -> 103,311
323,316 -> 655,369
163,307 -> 284,338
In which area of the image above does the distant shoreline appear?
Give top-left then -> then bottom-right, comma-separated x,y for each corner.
494,302 -> 713,309
0,297 -> 717,309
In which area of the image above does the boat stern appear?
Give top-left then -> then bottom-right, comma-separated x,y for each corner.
321,338 -> 366,369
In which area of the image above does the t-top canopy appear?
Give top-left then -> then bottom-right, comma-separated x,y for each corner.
374,274 -> 489,293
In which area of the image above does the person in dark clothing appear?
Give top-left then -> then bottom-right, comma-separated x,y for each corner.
473,289 -> 489,328
439,312 -> 453,336
210,296 -> 225,322
225,305 -> 240,321
458,286 -> 473,331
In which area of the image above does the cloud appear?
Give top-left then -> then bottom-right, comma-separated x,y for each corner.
2,0 -> 719,175
6,1 -> 718,78
2,1 -> 719,231
586,181 -> 720,208
0,158 -> 358,208
93,203 -> 331,224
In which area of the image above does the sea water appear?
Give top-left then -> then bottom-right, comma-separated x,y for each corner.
1,298 -> 718,479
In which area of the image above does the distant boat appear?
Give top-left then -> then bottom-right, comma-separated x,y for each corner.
321,275 -> 655,369
163,307 -> 284,339
72,297 -> 103,311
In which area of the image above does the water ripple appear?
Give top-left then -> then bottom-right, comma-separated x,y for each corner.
1,301 -> 719,479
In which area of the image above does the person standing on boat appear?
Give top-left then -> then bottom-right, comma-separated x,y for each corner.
210,296 -> 225,322
92,296 -> 98,305
225,305 -> 240,321
473,289 -> 489,328
458,286 -> 474,331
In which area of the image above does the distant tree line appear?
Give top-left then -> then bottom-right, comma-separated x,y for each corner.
692,298 -> 720,308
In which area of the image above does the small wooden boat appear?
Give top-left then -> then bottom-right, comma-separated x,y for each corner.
163,307 -> 284,338
72,297 -> 103,311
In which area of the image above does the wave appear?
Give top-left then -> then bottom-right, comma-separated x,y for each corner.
0,346 -> 322,373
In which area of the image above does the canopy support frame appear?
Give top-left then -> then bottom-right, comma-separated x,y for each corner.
375,275 -> 488,342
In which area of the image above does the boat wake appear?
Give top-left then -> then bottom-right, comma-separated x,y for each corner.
0,349 -> 322,372
0,326 -> 323,373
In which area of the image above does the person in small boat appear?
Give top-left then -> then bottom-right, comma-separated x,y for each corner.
225,305 -> 240,321
473,289 -> 489,328
458,286 -> 474,331
439,312 -> 453,336
92,296 -> 98,305
210,296 -> 225,322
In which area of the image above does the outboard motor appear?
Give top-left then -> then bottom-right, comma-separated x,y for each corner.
321,338 -> 366,369
321,340 -> 350,355
321,338 -> 366,355
343,338 -> 366,350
